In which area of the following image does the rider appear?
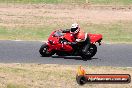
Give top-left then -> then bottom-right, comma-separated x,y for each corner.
62,23 -> 90,54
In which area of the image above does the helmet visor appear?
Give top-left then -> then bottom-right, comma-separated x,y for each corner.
71,27 -> 78,32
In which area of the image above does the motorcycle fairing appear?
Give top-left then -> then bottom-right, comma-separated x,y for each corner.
47,31 -> 74,52
88,34 -> 102,44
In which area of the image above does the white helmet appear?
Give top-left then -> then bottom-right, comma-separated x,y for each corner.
71,23 -> 80,34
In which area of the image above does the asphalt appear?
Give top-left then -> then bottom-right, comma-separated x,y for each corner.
0,40 -> 132,67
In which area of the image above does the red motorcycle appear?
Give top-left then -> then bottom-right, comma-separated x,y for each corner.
39,30 -> 102,60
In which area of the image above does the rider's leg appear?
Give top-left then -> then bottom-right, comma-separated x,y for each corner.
82,35 -> 90,54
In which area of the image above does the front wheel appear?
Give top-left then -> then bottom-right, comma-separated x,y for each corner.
39,43 -> 54,57
81,44 -> 97,60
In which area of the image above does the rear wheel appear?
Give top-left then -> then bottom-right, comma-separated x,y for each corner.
88,44 -> 97,57
81,44 -> 97,60
39,43 -> 54,57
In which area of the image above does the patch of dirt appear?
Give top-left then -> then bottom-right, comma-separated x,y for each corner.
0,4 -> 132,28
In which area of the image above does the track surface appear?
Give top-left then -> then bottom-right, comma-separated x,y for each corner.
0,40 -> 132,67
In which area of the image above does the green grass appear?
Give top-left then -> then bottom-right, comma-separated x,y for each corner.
0,0 -> 132,5
0,22 -> 132,43
83,22 -> 132,43
0,26 -> 53,40
7,83 -> 26,88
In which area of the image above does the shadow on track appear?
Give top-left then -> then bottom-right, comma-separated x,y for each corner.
52,55 -> 98,61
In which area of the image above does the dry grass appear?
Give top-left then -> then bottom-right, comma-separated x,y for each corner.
0,4 -> 132,26
0,63 -> 131,88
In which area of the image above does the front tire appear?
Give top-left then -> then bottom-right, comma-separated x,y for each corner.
39,43 -> 54,57
81,44 -> 97,60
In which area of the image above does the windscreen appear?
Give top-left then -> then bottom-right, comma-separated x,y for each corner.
53,31 -> 64,37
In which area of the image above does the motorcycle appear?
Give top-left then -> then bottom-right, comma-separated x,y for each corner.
39,30 -> 102,60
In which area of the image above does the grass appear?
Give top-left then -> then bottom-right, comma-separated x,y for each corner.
0,63 -> 131,88
0,26 -> 53,40
0,3 -> 131,43
0,22 -> 132,43
88,0 -> 132,5
84,22 -> 132,43
7,83 -> 26,88
0,0 -> 132,5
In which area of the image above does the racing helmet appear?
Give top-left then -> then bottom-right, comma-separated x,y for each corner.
70,23 -> 80,34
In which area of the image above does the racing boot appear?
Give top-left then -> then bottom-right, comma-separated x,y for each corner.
82,36 -> 90,54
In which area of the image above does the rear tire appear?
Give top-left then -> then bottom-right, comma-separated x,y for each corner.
81,44 -> 97,60
88,44 -> 97,58
39,43 -> 54,57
